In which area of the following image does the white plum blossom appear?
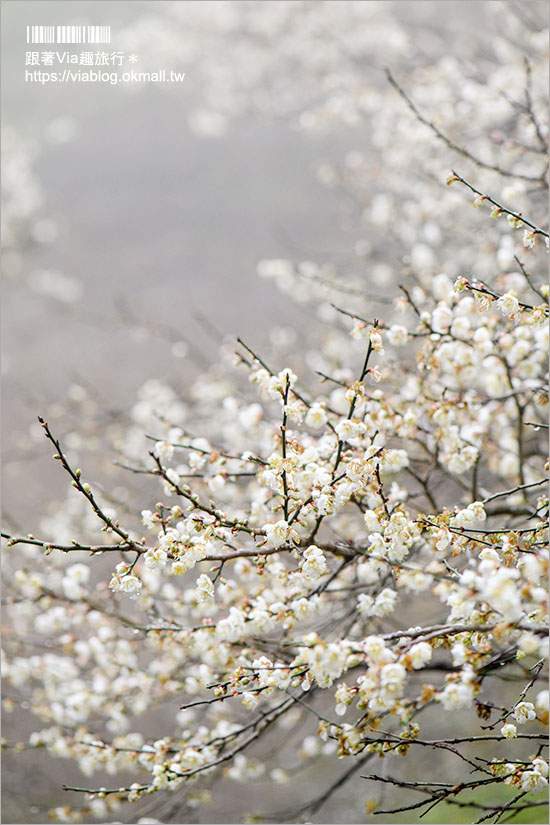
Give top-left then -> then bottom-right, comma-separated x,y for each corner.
522,230 -> 536,249
61,563 -> 90,599
356,559 -> 384,584
387,324 -> 408,346
513,702 -> 537,724
369,330 -> 384,353
141,509 -> 158,529
439,682 -> 475,711
196,574 -> 215,603
521,771 -> 548,793
536,690 -> 549,714
3,6 -> 548,820
363,636 -> 395,664
380,662 -> 406,687
305,402 -> 327,428
481,568 -> 522,621
335,418 -> 367,442
143,548 -> 168,570
264,520 -> 294,548
300,546 -> 327,580
432,303 -> 453,333
350,320 -> 368,340
153,440 -> 174,460
116,576 -> 142,599
216,607 -> 246,641
299,641 -> 348,688
452,502 -> 486,527
496,293 -> 520,318
407,642 -> 432,669
531,758 -> 549,779
358,587 -> 398,617
363,510 -> 382,532
381,449 -> 409,472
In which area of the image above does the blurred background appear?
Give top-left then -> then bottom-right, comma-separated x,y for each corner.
2,1 -> 548,822
2,0 -> 521,526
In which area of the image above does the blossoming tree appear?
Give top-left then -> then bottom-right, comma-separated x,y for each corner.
2,2 -> 548,823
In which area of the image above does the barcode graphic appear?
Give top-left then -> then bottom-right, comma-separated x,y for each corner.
26,26 -> 111,44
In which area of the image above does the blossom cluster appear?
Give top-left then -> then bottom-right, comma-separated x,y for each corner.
2,4 -> 548,823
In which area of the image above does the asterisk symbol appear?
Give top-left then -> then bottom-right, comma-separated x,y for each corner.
128,54 -> 138,63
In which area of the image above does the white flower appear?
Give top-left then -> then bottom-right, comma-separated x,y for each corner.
367,365 -> 383,384
452,503 -> 485,527
302,642 -> 347,688
257,258 -> 293,280
207,474 -> 226,493
241,692 -> 259,710
118,575 -> 142,598
450,316 -> 471,338
141,509 -> 157,528
153,440 -> 174,460
496,292 -> 520,318
434,528 -> 451,552
445,447 -> 478,474
507,214 -> 523,229
482,568 -> 522,621
356,560 -> 383,584
536,690 -> 549,712
305,402 -> 327,428
357,593 -> 374,616
363,636 -> 394,663
479,547 -> 500,565
163,467 -> 180,493
518,632 -> 540,655
284,401 -> 305,423
521,771 -> 548,793
143,548 -> 168,570
439,681 -> 474,711
522,230 -> 536,249
451,643 -> 467,665
372,588 -> 398,617
264,520 -> 293,548
335,418 -> 366,441
300,546 -> 328,580
334,683 -> 355,715
468,501 -> 486,521
62,565 -> 89,599
513,701 -> 537,724
363,510 -> 382,532
387,324 -> 408,346
532,758 -> 549,779
291,596 -> 319,621
346,458 -> 366,482
278,367 -> 297,388
503,763 -> 518,784
500,723 -> 517,739
196,574 -> 214,603
171,559 -> 190,575
382,449 -> 409,472
351,320 -> 368,340
65,563 -> 90,582
378,662 -> 406,708
408,642 -> 432,669
369,330 -> 384,353
152,765 -> 170,789
473,326 -> 493,354
432,303 -> 453,333
380,662 -> 406,686
217,607 -> 246,641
